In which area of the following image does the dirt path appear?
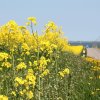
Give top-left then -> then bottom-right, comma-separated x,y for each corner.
87,48 -> 100,60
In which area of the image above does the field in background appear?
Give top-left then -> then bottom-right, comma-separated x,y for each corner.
70,41 -> 100,48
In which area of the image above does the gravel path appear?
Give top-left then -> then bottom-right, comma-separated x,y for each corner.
87,48 -> 100,60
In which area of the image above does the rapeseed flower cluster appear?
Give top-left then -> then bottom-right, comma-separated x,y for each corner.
0,95 -> 8,100
1,61 -> 11,68
40,69 -> 49,77
26,69 -> 36,88
14,77 -> 25,85
0,52 -> 9,61
59,68 -> 70,77
39,56 -> 50,71
0,17 -> 88,99
16,62 -> 27,71
27,17 -> 37,25
91,66 -> 100,71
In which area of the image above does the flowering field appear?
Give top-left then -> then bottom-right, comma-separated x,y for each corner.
0,17 -> 100,100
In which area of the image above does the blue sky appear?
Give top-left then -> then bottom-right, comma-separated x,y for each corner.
0,0 -> 100,41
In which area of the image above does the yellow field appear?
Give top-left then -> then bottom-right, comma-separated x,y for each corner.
0,17 -> 99,100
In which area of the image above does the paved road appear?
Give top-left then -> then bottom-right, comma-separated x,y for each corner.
87,48 -> 100,60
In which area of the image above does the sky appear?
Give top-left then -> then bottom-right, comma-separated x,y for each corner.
0,0 -> 100,41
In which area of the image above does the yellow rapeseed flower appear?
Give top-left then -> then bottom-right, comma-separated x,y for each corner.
27,17 -> 37,25
33,61 -> 38,66
59,72 -> 64,77
0,95 -> 8,100
29,61 -> 32,67
91,66 -> 100,71
46,21 -> 57,31
26,91 -> 33,99
39,56 -> 48,71
2,62 -> 12,68
59,68 -> 70,78
40,69 -> 49,77
22,43 -> 30,51
16,62 -> 27,71
11,91 -> 16,96
14,77 -> 25,85
28,68 -> 34,74
0,52 -> 9,61
26,71 -> 36,87
19,91 -> 24,96
63,68 -> 70,75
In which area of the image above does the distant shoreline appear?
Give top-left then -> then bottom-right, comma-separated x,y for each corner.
69,41 -> 100,48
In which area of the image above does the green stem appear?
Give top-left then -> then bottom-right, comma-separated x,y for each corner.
30,21 -> 33,34
55,49 -> 58,99
37,35 -> 41,100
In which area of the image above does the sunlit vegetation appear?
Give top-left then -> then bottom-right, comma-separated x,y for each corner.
0,17 -> 100,100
